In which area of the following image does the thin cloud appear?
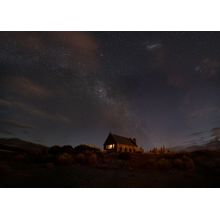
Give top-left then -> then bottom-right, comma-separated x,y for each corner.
10,77 -> 51,98
145,41 -> 162,51
0,98 -> 70,124
0,99 -> 11,107
54,32 -> 98,53
188,131 -> 206,137
0,119 -> 33,129
211,127 -> 220,139
189,106 -> 220,120
52,32 -> 100,71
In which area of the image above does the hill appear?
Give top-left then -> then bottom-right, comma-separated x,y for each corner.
0,138 -> 48,155
170,140 -> 220,153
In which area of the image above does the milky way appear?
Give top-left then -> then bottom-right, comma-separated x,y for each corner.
0,32 -> 220,148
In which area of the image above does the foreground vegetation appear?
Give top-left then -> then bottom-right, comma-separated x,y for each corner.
0,140 -> 220,187
0,139 -> 220,187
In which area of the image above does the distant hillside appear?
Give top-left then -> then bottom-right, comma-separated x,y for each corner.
170,140 -> 220,152
0,138 -> 48,154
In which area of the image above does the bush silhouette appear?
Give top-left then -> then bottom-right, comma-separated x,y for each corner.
14,154 -> 26,162
173,158 -> 185,169
74,145 -> 100,153
157,158 -> 172,170
76,153 -> 86,164
87,153 -> 98,166
49,145 -> 62,156
118,152 -> 131,160
0,162 -> 11,175
45,162 -> 54,169
182,156 -> 195,171
57,153 -> 73,165
62,145 -> 74,154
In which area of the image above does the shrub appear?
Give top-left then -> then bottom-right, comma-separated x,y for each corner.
118,152 -> 131,160
76,153 -> 86,164
49,145 -> 62,156
173,158 -> 185,169
133,158 -> 156,169
57,153 -> 73,165
182,155 -> 191,161
184,158 -> 195,171
0,162 -> 11,175
62,145 -> 74,154
193,156 -> 205,165
45,162 -> 54,169
157,158 -> 172,170
181,155 -> 195,171
14,154 -> 26,162
74,145 -> 101,153
87,153 -> 98,166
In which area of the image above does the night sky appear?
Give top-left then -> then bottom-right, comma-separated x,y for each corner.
0,32 -> 220,149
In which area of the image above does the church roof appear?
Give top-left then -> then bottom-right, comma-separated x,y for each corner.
108,133 -> 137,147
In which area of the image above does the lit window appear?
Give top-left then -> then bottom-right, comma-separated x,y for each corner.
106,144 -> 115,149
